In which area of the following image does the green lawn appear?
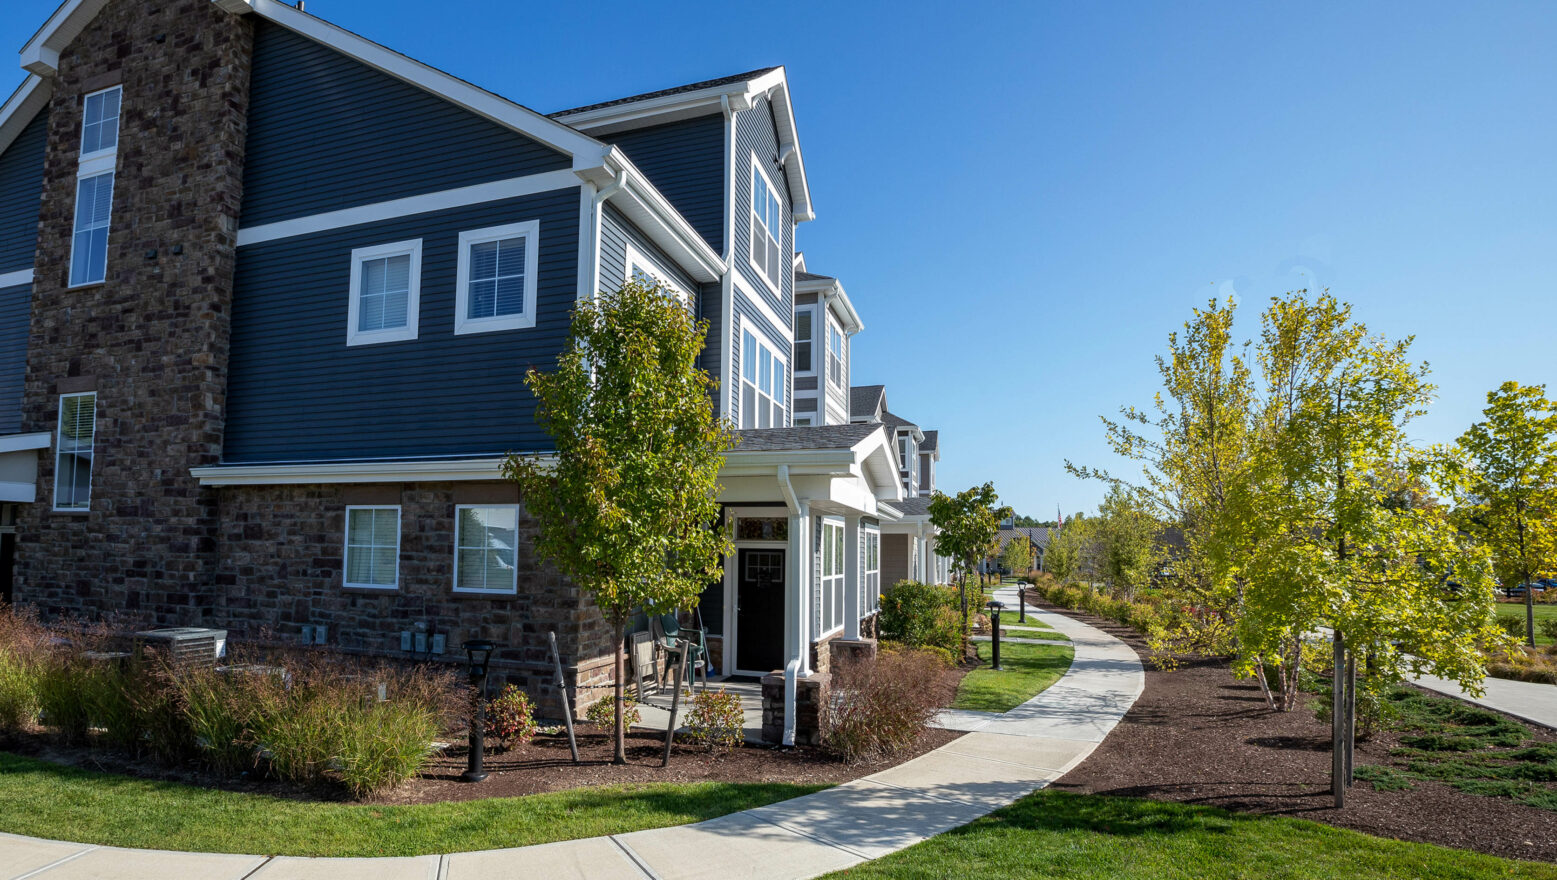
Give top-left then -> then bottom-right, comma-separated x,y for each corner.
1498,601 -> 1557,645
823,790 -> 1557,879
0,751 -> 827,857
952,640 -> 1073,713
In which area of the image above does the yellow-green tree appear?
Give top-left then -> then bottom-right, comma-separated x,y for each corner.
1095,485 -> 1161,601
1000,534 -> 1033,575
929,483 -> 1012,645
504,279 -> 734,764
1044,516 -> 1097,585
1455,382 -> 1557,646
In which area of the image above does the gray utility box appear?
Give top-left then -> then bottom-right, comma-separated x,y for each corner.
133,627 -> 227,668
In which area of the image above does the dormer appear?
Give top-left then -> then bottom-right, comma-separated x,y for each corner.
793,270 -> 862,426
919,431 -> 939,496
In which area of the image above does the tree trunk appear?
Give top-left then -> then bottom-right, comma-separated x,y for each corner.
1528,582 -> 1537,649
612,619 -> 626,765
1332,626 -> 1346,809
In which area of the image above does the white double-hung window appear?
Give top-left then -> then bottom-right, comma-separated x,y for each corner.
864,529 -> 881,614
820,519 -> 845,635
793,306 -> 815,374
454,505 -> 519,595
54,392 -> 96,511
740,327 -> 785,429
344,506 -> 400,589
625,243 -> 687,307
749,159 -> 783,291
826,315 -> 845,388
347,240 -> 422,345
456,221 -> 539,334
70,86 -> 122,288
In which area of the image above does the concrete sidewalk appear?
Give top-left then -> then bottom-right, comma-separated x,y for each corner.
0,586 -> 1141,880
1412,671 -> 1557,731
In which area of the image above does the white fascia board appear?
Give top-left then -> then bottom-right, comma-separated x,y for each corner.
755,70 -> 814,223
20,0 -> 110,76
555,85 -> 753,135
0,432 -> 51,453
235,0 -> 610,165
601,147 -> 725,284
189,457 -> 531,486
0,76 -> 52,157
0,269 -> 34,289
796,276 -> 864,334
236,169 -> 581,247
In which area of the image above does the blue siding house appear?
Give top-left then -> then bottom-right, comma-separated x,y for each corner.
0,0 -> 932,745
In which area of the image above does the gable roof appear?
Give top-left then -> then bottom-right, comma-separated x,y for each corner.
553,68 -> 779,117
920,430 -> 939,453
553,66 -> 814,223
850,385 -> 887,421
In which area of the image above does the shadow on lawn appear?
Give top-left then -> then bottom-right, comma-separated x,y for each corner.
955,790 -> 1242,839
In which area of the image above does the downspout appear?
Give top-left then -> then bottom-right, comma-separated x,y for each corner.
777,464 -> 802,747
589,169 -> 628,303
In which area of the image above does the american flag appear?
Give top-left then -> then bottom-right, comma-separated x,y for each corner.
1056,506 -> 1063,530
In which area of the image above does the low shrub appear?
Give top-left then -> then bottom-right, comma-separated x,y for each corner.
335,698 -> 445,798
177,666 -> 273,776
685,687 -> 744,750
484,684 -> 538,752
586,694 -> 641,729
820,647 -> 951,763
1495,615 -> 1529,641
1540,618 -> 1557,643
878,581 -> 961,656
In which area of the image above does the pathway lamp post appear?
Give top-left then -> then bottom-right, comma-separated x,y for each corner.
1018,583 -> 1027,623
986,600 -> 1005,671
462,639 -> 498,783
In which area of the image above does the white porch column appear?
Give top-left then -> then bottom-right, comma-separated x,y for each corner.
844,514 -> 862,640
782,500 -> 810,746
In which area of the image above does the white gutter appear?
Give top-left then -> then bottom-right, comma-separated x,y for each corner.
777,464 -> 802,747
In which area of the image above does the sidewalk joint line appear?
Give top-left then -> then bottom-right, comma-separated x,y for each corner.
12,846 -> 97,880
609,835 -> 661,880
236,856 -> 274,880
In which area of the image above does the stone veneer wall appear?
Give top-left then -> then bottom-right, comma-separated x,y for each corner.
215,481 -> 617,718
17,0 -> 252,622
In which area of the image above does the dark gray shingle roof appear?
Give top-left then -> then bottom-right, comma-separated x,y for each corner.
796,270 -> 836,284
850,385 -> 886,420
892,496 -> 933,517
551,68 -> 779,117
880,410 -> 920,432
732,423 -> 882,452
920,430 -> 938,453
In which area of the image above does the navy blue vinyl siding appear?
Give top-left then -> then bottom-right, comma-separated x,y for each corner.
701,280 -> 723,415
241,21 -> 571,227
598,203 -> 698,295
732,95 -> 792,328
0,110 -> 47,273
225,187 -> 580,462
607,114 -> 726,253
0,283 -> 29,434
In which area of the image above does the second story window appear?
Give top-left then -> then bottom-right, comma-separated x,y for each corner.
626,243 -> 688,307
898,435 -> 911,470
794,307 -> 814,373
741,328 -> 785,429
750,160 -> 782,292
347,240 -> 422,346
456,222 -> 539,334
69,86 -> 122,288
827,316 -> 845,388
54,392 -> 96,512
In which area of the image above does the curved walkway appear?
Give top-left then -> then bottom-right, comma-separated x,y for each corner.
0,587 -> 1142,880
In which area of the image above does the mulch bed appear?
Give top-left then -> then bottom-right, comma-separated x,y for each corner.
1039,601 -> 1557,864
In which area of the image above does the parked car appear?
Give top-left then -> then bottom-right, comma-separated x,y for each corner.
1505,583 -> 1548,599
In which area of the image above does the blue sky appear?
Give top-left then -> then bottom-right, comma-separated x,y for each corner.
6,1 -> 1555,518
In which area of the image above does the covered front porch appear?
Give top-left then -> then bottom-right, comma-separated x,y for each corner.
701,425 -> 904,745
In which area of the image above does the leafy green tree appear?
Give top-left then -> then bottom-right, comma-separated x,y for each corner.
1455,382 -> 1557,646
1095,485 -> 1161,601
504,279 -> 734,764
929,483 -> 1013,645
1044,518 -> 1097,585
1001,534 -> 1033,575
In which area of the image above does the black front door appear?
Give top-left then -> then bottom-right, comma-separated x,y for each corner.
736,548 -> 785,673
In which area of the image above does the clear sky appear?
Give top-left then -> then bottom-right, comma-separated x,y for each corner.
5,1 -> 1554,519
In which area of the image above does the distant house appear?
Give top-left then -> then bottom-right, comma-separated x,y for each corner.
847,386 -> 949,586
985,527 -> 1052,574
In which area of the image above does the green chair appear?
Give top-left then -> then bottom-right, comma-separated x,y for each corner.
654,612 -> 709,692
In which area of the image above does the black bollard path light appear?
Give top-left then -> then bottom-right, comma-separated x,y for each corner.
462,640 -> 498,783
1018,584 -> 1027,623
986,600 -> 1005,671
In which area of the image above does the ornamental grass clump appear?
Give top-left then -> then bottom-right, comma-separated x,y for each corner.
0,605 -> 48,736
685,687 -> 744,750
820,648 -> 952,763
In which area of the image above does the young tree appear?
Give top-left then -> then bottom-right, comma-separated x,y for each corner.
1001,534 -> 1033,575
1455,382 -> 1557,646
504,279 -> 734,764
929,483 -> 1013,646
1095,484 -> 1160,601
1045,517 -> 1098,585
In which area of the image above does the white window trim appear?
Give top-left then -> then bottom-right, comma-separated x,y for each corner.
794,303 -> 818,376
347,239 -> 423,346
77,85 -> 121,175
52,391 -> 94,513
67,171 -> 114,289
624,242 -> 688,306
864,528 -> 881,615
740,321 -> 788,430
825,312 -> 845,389
747,154 -> 783,297
454,221 -> 539,335
343,505 -> 401,590
452,503 -> 521,595
819,517 -> 846,638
